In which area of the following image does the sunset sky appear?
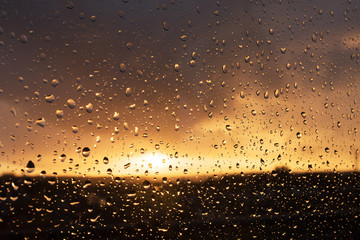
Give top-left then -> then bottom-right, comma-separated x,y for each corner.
0,0 -> 359,177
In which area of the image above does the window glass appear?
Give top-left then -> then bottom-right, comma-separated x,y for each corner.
0,0 -> 359,238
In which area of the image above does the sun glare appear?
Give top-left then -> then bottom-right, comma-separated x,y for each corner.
141,152 -> 168,171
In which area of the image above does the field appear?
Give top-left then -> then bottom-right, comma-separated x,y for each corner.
0,171 -> 359,239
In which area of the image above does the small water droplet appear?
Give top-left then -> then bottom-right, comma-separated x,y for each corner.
162,21 -> 169,31
174,64 -> 180,72
119,63 -> 126,72
20,34 -> 28,43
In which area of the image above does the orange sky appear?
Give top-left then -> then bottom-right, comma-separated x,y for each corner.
0,0 -> 359,177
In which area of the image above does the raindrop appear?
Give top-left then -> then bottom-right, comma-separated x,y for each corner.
90,15 -> 97,22
189,60 -> 196,67
36,118 -> 46,127
119,63 -> 126,72
56,110 -> 64,118
274,89 -> 280,98
45,95 -> 55,103
26,161 -> 35,173
264,91 -> 269,99
162,21 -> 169,31
82,147 -> 90,157
20,34 -> 28,43
52,79 -> 59,87
67,99 -> 76,109
174,64 -> 180,72
143,180 -> 151,190
129,104 -> 136,110
125,87 -> 132,97
113,112 -> 120,120
85,103 -> 93,113
60,154 -> 66,162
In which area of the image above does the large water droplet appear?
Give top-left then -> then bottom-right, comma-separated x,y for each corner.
125,87 -> 132,97
45,95 -> 55,103
143,180 -> 151,190
26,161 -> 35,173
82,147 -> 90,157
67,99 -> 76,109
36,118 -> 46,127
85,103 -> 93,113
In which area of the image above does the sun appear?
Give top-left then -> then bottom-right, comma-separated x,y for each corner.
142,152 -> 168,170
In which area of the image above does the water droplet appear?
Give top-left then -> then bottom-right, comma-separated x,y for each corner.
45,95 -> 55,103
26,161 -> 35,173
126,42 -> 133,50
60,154 -> 66,162
225,125 -> 232,131
103,157 -> 109,164
90,15 -> 97,22
56,110 -> 64,118
20,34 -> 28,43
274,89 -> 280,98
143,180 -> 151,190
72,125 -> 79,133
180,35 -> 188,41
119,63 -> 126,72
264,91 -> 269,99
36,118 -> 46,127
82,147 -> 90,157
162,21 -> 169,31
129,104 -> 136,110
85,103 -> 93,113
240,91 -> 245,98
125,87 -> 132,97
67,99 -> 76,109
106,168 -> 113,175
174,64 -> 180,72
113,112 -> 120,120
